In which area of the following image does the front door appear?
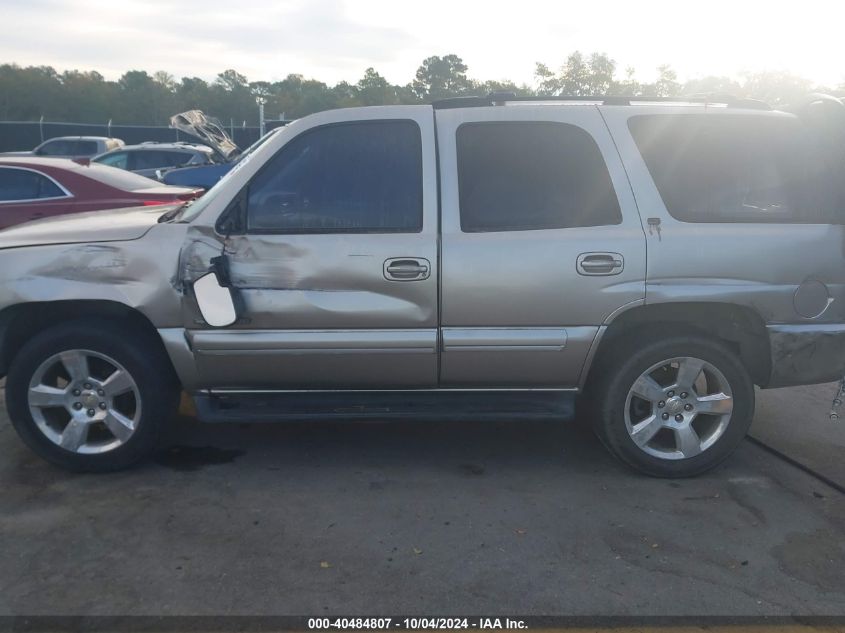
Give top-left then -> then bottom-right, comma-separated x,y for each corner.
436,106 -> 646,387
184,108 -> 439,390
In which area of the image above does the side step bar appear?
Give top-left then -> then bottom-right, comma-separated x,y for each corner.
193,390 -> 577,424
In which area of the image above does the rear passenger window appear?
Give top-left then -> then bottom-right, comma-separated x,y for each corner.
73,141 -> 98,156
456,122 -> 621,232
96,151 -> 129,169
0,168 -> 64,201
628,114 -> 834,223
133,151 -> 188,170
246,120 -> 422,233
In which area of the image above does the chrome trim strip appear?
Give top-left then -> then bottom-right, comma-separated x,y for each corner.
204,387 -> 579,394
189,329 -> 437,352
197,348 -> 434,356
0,165 -> 74,204
441,327 -> 567,351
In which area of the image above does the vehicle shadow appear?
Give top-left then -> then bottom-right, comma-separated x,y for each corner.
152,410 -> 621,477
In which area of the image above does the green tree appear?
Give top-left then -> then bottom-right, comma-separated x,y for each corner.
215,69 -> 248,92
356,67 -> 400,106
611,66 -> 643,96
534,62 -> 560,96
117,70 -> 158,123
411,54 -> 472,101
739,70 -> 813,105
535,52 -> 617,96
651,65 -> 681,97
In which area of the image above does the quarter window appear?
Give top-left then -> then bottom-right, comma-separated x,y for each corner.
96,151 -> 129,169
0,168 -> 65,201
246,120 -> 423,233
131,150 -> 192,170
37,140 -> 98,156
456,122 -> 621,232
628,114 -> 834,223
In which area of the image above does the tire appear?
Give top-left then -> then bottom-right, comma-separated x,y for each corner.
5,319 -> 179,472
589,331 -> 754,478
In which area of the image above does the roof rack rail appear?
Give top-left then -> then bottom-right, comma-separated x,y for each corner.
433,92 -> 771,111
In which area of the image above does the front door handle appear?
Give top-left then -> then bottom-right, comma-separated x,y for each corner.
384,258 -> 431,281
576,252 -> 624,276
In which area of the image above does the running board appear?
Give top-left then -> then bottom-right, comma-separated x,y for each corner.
193,390 -> 577,424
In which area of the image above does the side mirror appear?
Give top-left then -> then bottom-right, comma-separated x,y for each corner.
193,271 -> 238,327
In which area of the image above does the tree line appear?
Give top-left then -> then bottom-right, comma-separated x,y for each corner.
0,52 -> 839,126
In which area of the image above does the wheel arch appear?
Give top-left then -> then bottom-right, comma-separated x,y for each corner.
584,302 -> 771,388
0,300 -> 178,386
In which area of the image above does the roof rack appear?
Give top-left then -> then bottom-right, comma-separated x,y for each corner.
433,92 -> 771,111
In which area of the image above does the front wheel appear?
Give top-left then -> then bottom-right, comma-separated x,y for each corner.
5,320 -> 179,472
591,333 -> 754,477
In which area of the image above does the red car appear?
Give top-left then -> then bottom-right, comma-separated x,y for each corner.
0,157 -> 201,230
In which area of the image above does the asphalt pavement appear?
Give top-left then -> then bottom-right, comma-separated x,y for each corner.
1,383 -> 844,618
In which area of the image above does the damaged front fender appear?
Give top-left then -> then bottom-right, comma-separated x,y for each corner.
0,223 -> 189,329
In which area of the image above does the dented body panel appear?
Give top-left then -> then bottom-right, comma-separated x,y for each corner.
0,217 -> 188,328
767,324 -> 845,387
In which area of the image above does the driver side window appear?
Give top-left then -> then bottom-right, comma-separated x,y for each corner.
246,120 -> 423,233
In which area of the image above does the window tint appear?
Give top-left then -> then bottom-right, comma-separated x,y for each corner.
73,141 -> 98,156
246,120 -> 423,233
628,114 -> 834,223
132,150 -> 191,170
0,168 -> 64,201
37,139 -> 98,156
96,151 -> 129,169
37,140 -> 73,156
456,122 -> 621,232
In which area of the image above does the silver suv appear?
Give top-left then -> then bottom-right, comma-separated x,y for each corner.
1,94 -> 844,477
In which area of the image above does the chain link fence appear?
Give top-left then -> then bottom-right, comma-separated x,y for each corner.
0,120 -> 283,153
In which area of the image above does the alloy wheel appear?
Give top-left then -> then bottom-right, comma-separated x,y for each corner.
624,356 -> 734,460
27,349 -> 142,454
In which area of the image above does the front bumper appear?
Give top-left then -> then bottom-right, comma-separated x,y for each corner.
767,324 -> 845,388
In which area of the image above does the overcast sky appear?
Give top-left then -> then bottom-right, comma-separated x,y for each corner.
2,0 -> 843,87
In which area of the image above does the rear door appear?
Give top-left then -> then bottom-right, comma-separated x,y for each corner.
602,107 -> 845,337
185,107 -> 440,389
436,105 -> 646,387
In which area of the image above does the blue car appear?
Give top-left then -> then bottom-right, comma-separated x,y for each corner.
161,128 -> 281,190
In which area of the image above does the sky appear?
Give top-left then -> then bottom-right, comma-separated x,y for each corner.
1,0 -> 843,87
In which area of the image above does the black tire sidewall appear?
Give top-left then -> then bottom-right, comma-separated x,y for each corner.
5,320 -> 178,472
593,335 -> 754,478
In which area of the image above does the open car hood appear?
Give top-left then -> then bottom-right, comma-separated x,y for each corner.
170,110 -> 240,161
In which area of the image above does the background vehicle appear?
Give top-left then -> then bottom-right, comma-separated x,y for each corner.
1,136 -> 124,158
92,142 -> 218,179
161,128 -> 281,189
0,95 -> 843,477
0,157 -> 201,229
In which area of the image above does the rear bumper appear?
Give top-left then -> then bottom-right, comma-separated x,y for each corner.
766,324 -> 845,388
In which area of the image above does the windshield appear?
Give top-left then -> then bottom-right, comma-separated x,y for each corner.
174,128 -> 282,223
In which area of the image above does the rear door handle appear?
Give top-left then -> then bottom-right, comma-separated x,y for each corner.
577,252 -> 624,276
384,258 -> 431,281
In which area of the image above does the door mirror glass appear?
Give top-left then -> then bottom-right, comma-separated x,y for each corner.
193,272 -> 237,327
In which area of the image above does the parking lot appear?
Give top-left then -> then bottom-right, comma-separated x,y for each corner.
1,381 -> 844,617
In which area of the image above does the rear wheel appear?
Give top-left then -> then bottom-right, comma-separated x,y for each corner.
590,333 -> 754,477
6,320 -> 179,472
